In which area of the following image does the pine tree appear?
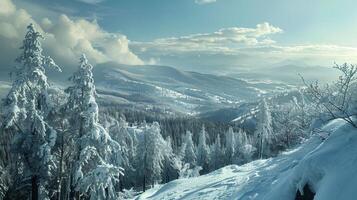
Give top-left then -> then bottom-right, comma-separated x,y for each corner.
196,125 -> 210,174
2,24 -> 60,200
161,136 -> 180,183
236,129 -> 254,163
254,98 -> 273,159
210,134 -> 224,170
225,127 -> 236,164
66,54 -> 123,200
135,122 -> 166,191
108,117 -> 134,190
180,131 -> 197,166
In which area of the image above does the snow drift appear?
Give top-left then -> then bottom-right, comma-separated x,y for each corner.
135,119 -> 357,200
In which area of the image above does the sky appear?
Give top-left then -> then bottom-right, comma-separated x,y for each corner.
1,0 -> 357,77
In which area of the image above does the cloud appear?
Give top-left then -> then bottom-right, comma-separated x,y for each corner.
0,0 -> 16,15
43,15 -> 143,66
195,0 -> 217,5
1,0 -> 357,78
131,23 -> 357,72
131,22 -> 282,54
0,0 -> 143,78
76,0 -> 106,4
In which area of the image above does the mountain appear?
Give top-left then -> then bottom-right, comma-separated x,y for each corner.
92,62 -> 293,115
135,119 -> 357,200
232,64 -> 339,84
0,63 -> 293,117
199,90 -> 303,130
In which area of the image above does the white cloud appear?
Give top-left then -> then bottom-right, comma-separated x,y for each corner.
43,14 -> 143,66
1,0 -> 357,77
132,22 -> 283,54
77,0 -> 106,4
131,23 -> 357,72
195,0 -> 217,5
0,0 -> 143,76
0,0 -> 16,15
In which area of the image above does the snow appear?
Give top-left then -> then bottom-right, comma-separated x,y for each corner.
135,119 -> 357,200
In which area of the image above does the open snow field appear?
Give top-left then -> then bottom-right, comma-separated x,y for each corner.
136,119 -> 357,200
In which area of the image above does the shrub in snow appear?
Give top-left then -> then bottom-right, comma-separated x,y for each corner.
179,163 -> 202,179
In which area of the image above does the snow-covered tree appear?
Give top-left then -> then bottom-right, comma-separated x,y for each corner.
301,63 -> 357,127
294,90 -> 311,131
107,117 -> 135,190
66,54 -> 123,200
135,122 -> 166,191
274,103 -> 299,149
254,98 -> 274,159
180,131 -> 197,166
225,127 -> 236,164
236,129 -> 255,163
161,136 -> 180,183
210,134 -> 224,170
0,165 -> 9,199
196,125 -> 210,174
2,24 -> 60,200
178,164 -> 202,179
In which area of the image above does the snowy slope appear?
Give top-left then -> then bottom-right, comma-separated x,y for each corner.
135,119 -> 357,200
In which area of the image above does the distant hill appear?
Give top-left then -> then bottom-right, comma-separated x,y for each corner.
0,62 -> 295,116
233,64 -> 339,84
92,62 -> 292,115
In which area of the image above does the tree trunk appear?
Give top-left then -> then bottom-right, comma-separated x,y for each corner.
143,175 -> 146,192
259,135 -> 264,159
57,128 -> 64,200
31,175 -> 38,200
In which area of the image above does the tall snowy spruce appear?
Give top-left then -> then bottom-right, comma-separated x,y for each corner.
225,127 -> 236,164
108,117 -> 134,190
196,125 -> 210,174
254,98 -> 274,159
135,122 -> 166,191
66,54 -> 123,200
161,136 -> 180,183
2,24 -> 60,200
210,134 -> 224,170
236,129 -> 254,163
180,130 -> 197,166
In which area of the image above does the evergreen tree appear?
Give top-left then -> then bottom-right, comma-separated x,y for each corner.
161,136 -> 180,183
66,54 -> 123,200
108,117 -> 135,190
135,122 -> 166,191
225,127 -> 236,164
210,134 -> 224,170
180,131 -> 197,166
196,125 -> 210,174
236,129 -> 254,163
2,24 -> 60,200
254,98 -> 273,159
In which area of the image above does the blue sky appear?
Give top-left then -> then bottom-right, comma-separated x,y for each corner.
2,0 -> 357,75
17,0 -> 357,44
